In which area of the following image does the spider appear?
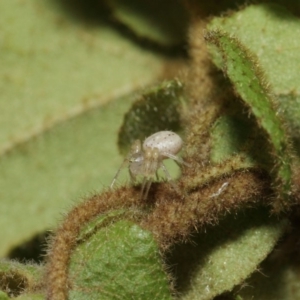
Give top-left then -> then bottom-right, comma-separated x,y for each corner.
110,131 -> 185,199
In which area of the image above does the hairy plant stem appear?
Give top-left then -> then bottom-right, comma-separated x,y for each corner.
45,187 -> 142,300
45,162 -> 270,299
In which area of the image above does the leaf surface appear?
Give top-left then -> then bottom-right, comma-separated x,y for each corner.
207,4 -> 300,152
106,0 -> 188,46
168,208 -> 287,300
0,0 -> 167,256
69,217 -> 172,300
206,6 -> 298,208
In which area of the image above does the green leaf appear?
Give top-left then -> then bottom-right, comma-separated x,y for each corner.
118,79 -> 184,154
0,0 -> 164,153
0,291 -> 9,300
210,107 -> 272,168
208,4 -> 300,97
207,3 -> 300,153
168,208 -> 287,300
69,217 -> 172,300
0,0 -> 167,256
211,115 -> 252,163
205,26 -> 292,209
236,248 -> 300,300
105,0 -> 188,46
210,114 -> 260,165
207,30 -> 292,191
0,95 -> 142,257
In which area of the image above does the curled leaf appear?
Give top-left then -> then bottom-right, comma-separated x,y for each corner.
205,29 -> 292,210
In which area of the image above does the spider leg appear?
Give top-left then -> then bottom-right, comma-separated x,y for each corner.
110,158 -> 128,188
140,178 -> 147,198
144,180 -> 152,200
161,152 -> 191,167
140,178 -> 152,200
129,168 -> 137,185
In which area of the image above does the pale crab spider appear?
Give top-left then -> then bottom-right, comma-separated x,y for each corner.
110,131 -> 185,199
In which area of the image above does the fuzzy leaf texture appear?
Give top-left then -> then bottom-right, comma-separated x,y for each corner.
69,217 -> 172,300
210,111 -> 271,168
236,247 -> 300,300
208,3 -> 300,145
205,4 -> 300,210
168,207 -> 287,300
210,115 -> 253,164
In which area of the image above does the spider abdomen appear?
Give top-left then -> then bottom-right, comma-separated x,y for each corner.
143,131 -> 183,160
